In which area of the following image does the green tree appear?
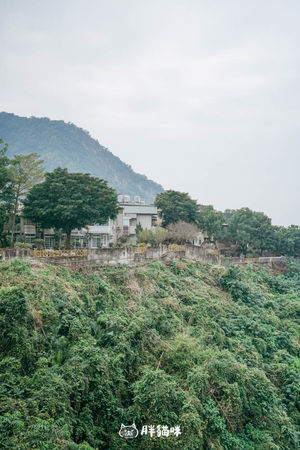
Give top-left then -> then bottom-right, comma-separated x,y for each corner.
23,168 -> 118,249
197,205 -> 226,241
228,208 -> 275,256
155,190 -> 199,227
137,227 -> 168,246
0,139 -> 13,246
274,225 -> 300,257
9,153 -> 45,246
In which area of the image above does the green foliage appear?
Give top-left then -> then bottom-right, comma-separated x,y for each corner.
0,139 -> 14,245
0,259 -> 299,448
198,205 -> 226,240
155,190 -> 199,227
9,153 -> 45,246
23,168 -> 119,248
227,208 -> 275,255
274,225 -> 300,257
33,238 -> 44,249
0,112 -> 163,203
137,227 -> 168,246
14,241 -> 32,248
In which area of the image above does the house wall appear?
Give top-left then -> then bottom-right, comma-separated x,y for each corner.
137,214 -> 152,229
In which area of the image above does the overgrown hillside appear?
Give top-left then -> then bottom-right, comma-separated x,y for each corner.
0,259 -> 299,449
0,112 -> 163,203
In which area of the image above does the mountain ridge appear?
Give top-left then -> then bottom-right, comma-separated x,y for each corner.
0,112 -> 164,203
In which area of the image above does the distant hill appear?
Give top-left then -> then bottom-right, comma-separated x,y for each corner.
0,112 -> 163,203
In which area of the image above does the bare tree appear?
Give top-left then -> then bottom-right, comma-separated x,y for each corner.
167,220 -> 199,244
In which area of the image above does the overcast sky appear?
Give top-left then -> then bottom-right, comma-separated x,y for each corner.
1,0 -> 299,225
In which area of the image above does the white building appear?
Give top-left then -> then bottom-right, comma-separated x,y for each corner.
116,196 -> 158,244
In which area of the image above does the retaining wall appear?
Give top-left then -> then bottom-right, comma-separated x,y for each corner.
0,245 -> 286,271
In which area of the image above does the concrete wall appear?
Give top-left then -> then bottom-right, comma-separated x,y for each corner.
0,245 -> 286,272
1,248 -> 32,260
137,214 -> 152,230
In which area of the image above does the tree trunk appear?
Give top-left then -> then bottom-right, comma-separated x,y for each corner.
65,231 -> 71,250
10,213 -> 16,247
10,202 -> 18,247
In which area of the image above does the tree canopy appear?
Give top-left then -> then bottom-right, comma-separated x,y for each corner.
167,220 -> 199,244
0,139 -> 13,246
155,190 -> 200,227
197,205 -> 226,240
23,168 -> 118,248
227,208 -> 275,255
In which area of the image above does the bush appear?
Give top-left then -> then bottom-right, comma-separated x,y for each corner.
14,242 -> 32,249
33,239 -> 44,250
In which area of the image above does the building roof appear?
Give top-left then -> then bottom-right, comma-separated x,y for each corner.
121,204 -> 158,215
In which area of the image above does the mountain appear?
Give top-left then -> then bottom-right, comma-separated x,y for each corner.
0,259 -> 299,448
0,112 -> 163,203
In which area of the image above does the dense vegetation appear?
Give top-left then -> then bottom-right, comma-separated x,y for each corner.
0,259 -> 299,449
0,112 -> 163,203
156,190 -> 300,257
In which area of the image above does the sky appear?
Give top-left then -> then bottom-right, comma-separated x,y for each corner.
0,0 -> 299,226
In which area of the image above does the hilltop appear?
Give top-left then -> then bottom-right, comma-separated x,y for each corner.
0,112 -> 163,203
0,259 -> 299,449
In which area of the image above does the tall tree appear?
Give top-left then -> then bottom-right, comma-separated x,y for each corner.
274,225 -> 300,256
155,190 -> 200,227
228,208 -> 275,255
198,205 -> 227,240
9,153 -> 45,246
23,168 -> 119,249
167,220 -> 199,244
0,139 -> 13,246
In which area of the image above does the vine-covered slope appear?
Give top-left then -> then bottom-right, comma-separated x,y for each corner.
0,259 -> 299,449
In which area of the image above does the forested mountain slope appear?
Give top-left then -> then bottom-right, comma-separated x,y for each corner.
0,112 -> 163,203
0,259 -> 299,449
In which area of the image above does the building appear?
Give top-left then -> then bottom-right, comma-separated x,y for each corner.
20,218 -> 55,249
71,218 -> 116,248
19,195 -> 157,248
116,195 -> 158,244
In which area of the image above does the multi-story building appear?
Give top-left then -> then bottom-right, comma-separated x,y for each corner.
20,218 -> 55,249
116,195 -> 158,244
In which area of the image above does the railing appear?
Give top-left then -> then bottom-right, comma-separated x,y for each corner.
33,249 -> 88,258
168,244 -> 185,252
134,247 -> 147,254
206,249 -> 219,255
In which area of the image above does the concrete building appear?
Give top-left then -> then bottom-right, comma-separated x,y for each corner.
20,218 -> 55,249
116,195 -> 158,243
72,218 -> 116,248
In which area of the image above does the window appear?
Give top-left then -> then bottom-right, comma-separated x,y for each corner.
92,236 -> 101,248
25,235 -> 36,244
45,237 -> 55,249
